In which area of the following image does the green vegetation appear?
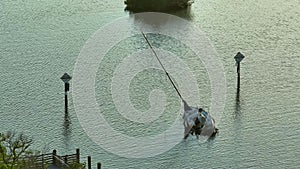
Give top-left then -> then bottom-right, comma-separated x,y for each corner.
66,162 -> 85,169
0,131 -> 34,169
0,131 -> 85,169
124,0 -> 194,12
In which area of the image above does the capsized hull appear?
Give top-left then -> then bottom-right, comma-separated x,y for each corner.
182,100 -> 218,139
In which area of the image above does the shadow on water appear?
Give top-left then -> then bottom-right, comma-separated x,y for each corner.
207,130 -> 218,142
62,113 -> 72,149
127,7 -> 193,20
128,11 -> 193,35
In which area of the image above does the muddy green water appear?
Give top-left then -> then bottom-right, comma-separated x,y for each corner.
1,0 -> 300,168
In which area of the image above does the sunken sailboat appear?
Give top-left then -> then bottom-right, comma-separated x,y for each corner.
182,100 -> 218,139
141,32 -> 218,139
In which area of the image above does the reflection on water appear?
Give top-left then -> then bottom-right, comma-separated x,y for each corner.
63,113 -> 72,150
128,7 -> 193,21
234,91 -> 242,119
170,7 -> 193,20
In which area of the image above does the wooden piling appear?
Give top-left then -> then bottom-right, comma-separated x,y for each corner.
76,149 -> 80,163
234,52 -> 245,94
88,156 -> 92,169
52,149 -> 57,165
97,162 -> 102,169
61,73 -> 71,115
237,62 -> 240,94
65,91 -> 68,115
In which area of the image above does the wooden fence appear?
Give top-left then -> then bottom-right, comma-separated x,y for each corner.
21,149 -> 80,169
52,149 -> 80,168
20,148 -> 102,169
27,152 -> 54,168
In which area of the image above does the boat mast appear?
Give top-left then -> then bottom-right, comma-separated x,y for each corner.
141,32 -> 184,101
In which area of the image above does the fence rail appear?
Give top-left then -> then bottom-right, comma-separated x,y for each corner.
20,149 -> 80,169
8,148 -> 101,169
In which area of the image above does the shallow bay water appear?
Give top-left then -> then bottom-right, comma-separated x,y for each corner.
1,0 -> 300,168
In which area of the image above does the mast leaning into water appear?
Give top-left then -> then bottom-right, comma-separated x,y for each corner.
141,32 -> 218,139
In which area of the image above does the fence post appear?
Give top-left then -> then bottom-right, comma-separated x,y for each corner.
42,154 -> 44,169
52,149 -> 57,165
64,156 -> 68,165
76,148 -> 80,163
87,156 -> 92,169
97,162 -> 102,169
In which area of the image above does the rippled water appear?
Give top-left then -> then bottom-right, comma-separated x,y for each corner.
1,0 -> 300,168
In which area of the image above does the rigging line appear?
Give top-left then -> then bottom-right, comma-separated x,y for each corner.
141,32 -> 184,101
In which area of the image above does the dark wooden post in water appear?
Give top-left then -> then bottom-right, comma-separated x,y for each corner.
234,52 -> 245,94
87,156 -> 92,169
97,162 -> 102,169
76,148 -> 80,163
52,149 -> 57,165
60,73 -> 72,115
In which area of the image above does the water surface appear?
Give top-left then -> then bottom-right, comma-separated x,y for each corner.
1,0 -> 300,168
